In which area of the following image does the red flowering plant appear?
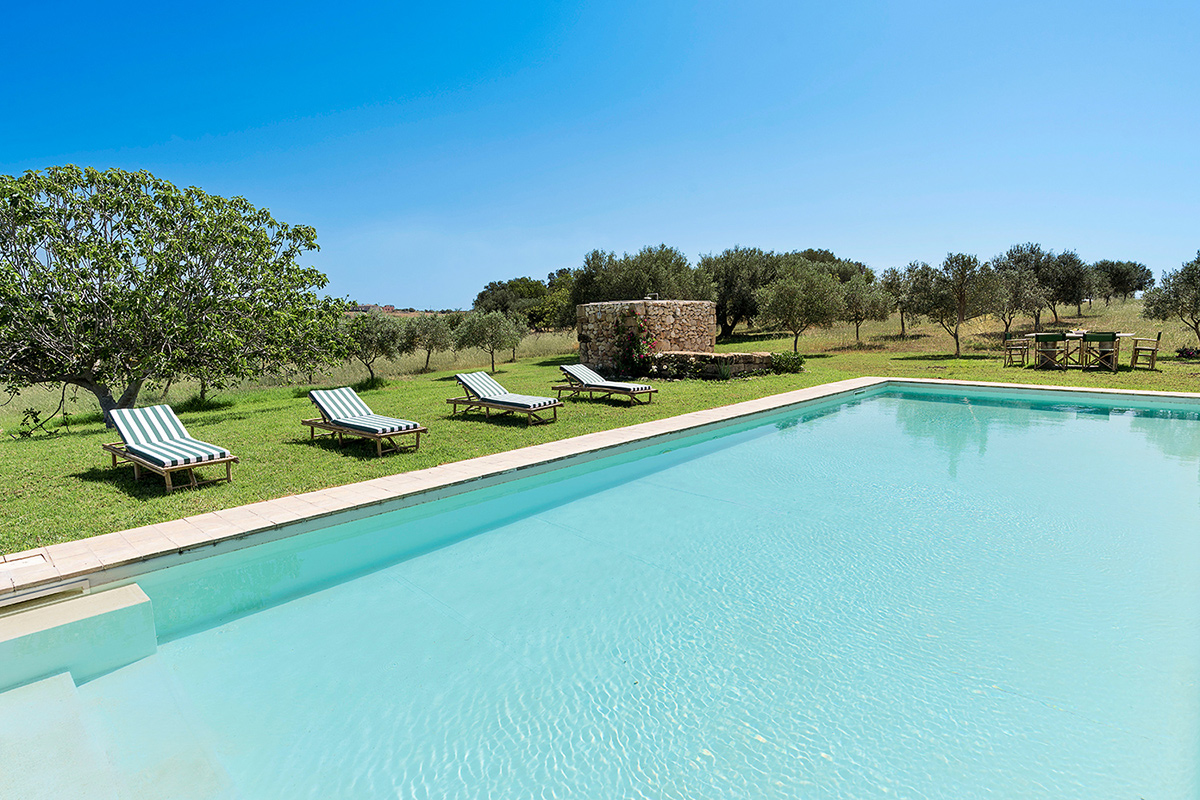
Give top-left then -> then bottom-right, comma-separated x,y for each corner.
616,317 -> 656,377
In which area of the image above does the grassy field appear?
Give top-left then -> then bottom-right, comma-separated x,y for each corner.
2,299 -> 1196,553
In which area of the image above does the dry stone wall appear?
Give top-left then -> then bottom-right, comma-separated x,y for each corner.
577,300 -> 717,371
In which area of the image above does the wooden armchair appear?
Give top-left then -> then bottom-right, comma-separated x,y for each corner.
1002,332 -> 1029,367
1130,332 -> 1162,370
1081,332 -> 1120,373
1034,333 -> 1068,369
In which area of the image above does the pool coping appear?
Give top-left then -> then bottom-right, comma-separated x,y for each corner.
4,375 -> 1200,605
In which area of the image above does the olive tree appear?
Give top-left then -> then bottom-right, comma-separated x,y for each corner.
908,254 -> 997,356
454,310 -> 524,372
343,310 -> 413,382
880,266 -> 921,337
700,246 -> 778,339
410,313 -> 454,371
1143,252 -> 1200,344
0,166 -> 345,422
990,265 -> 1045,335
839,272 -> 892,343
753,260 -> 844,352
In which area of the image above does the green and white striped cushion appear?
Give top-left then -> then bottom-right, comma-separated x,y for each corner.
330,413 -> 420,435
456,372 -> 557,408
109,406 -> 231,467
127,436 -> 231,468
310,388 -> 419,434
310,387 -> 373,421
560,364 -> 651,392
109,405 -> 190,447
455,372 -> 509,399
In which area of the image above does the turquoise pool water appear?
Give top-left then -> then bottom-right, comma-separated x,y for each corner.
16,389 -> 1200,797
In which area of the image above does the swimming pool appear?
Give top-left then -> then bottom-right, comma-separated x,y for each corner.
2,382 -> 1199,798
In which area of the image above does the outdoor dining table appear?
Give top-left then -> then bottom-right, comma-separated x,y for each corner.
1023,330 -> 1134,369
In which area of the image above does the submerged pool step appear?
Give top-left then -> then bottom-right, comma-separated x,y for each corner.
0,584 -> 158,692
0,672 -> 121,800
76,654 -> 237,800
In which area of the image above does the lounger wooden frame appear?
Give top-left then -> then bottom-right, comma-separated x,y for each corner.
101,442 -> 238,493
445,396 -> 560,425
301,416 -> 426,456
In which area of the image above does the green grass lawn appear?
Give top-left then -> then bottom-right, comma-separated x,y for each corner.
2,300 -> 1196,553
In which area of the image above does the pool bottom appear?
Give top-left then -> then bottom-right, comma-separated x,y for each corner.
62,392 -> 1200,799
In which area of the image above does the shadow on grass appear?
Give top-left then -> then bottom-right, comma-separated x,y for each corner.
440,410 -> 551,428
718,331 -> 790,346
73,465 -> 229,498
534,354 -> 577,367
829,343 -> 886,352
890,353 -> 994,362
289,435 -> 415,460
873,333 -> 930,342
175,395 -> 237,413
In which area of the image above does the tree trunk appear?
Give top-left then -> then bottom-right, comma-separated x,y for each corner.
490,350 -> 496,372
792,332 -> 800,353
424,349 -> 432,371
198,379 -> 208,402
854,321 -> 861,343
1033,309 -> 1042,333
72,377 -> 145,427
719,321 -> 735,340
953,324 -> 961,357
899,309 -> 906,338
365,361 -> 375,380
1076,302 -> 1083,316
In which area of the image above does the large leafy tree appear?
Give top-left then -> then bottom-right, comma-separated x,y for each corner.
0,166 -> 344,422
839,272 -> 891,343
569,245 -> 713,307
754,259 -> 844,352
908,254 -> 996,356
472,276 -> 547,327
700,246 -> 778,339
454,310 -> 524,372
1143,252 -> 1200,344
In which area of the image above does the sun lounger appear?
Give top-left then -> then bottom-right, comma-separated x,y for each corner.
552,364 -> 657,405
101,405 -> 238,492
447,372 -> 562,425
304,387 -> 426,456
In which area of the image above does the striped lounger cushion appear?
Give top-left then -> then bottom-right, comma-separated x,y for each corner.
309,388 -> 420,434
109,405 -> 231,468
455,372 -> 558,409
562,364 -> 651,392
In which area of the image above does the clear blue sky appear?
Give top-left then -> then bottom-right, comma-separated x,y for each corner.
3,1 -> 1197,309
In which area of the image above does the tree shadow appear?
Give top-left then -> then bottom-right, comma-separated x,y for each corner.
890,353 -> 994,362
873,333 -> 929,342
534,355 -> 577,367
175,395 -> 237,413
718,331 -> 790,346
829,343 -> 885,352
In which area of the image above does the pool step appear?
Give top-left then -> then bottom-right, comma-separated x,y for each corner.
77,654 -> 237,800
0,672 -> 122,800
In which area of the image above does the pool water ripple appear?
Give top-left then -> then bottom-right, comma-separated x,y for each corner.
63,392 -> 1200,798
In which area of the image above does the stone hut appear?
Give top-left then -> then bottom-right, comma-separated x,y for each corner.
577,300 -> 717,370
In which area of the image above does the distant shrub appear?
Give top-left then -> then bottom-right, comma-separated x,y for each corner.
1176,346 -> 1200,359
770,352 -> 806,373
